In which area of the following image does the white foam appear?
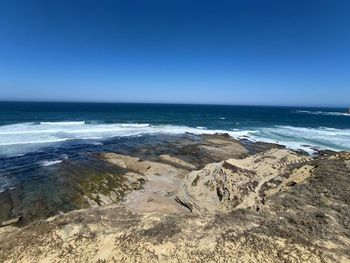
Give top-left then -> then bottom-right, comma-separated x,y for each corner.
0,121 -> 251,156
119,123 -> 151,127
0,138 -> 70,146
246,126 -> 350,153
60,154 -> 69,159
39,121 -> 86,125
294,110 -> 350,117
39,160 -> 63,167
0,121 -> 349,156
0,177 -> 11,193
91,142 -> 103,145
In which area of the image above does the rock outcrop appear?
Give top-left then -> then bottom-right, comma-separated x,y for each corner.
197,136 -> 249,161
102,153 -> 182,177
0,133 -> 252,225
1,149 -> 350,262
176,149 -> 312,213
99,135 -> 251,215
101,153 -> 189,214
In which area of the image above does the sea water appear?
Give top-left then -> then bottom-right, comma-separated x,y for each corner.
1,102 -> 350,192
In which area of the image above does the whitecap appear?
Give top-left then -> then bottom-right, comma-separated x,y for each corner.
294,110 -> 350,117
0,138 -> 70,146
39,121 -> 87,125
0,121 -> 253,156
245,126 -> 350,153
39,160 -> 63,167
0,121 -> 350,156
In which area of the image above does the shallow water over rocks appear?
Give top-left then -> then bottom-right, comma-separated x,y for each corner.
0,133 -> 253,225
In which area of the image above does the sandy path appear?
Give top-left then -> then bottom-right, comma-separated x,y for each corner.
124,171 -> 189,214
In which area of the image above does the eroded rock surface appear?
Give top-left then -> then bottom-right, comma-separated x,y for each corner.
1,150 -> 350,263
96,134 -> 251,215
0,134 -> 250,225
176,149 -> 312,213
101,152 -> 189,214
1,137 -> 350,262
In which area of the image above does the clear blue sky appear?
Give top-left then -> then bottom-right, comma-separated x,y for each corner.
0,0 -> 349,106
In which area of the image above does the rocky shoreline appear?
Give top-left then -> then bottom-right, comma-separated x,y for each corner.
0,134 -> 349,262
0,133 -> 253,225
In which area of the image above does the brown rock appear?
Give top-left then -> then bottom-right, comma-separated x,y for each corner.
176,149 -> 312,213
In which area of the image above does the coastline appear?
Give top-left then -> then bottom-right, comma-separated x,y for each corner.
2,0 -> 350,260
0,133 -> 255,225
0,133 -> 349,262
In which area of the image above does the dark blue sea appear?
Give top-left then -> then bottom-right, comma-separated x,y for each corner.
1,102 -> 350,192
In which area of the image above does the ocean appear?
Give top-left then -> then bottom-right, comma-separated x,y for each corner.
0,102 -> 350,193
1,102 -> 350,155
0,102 -> 350,221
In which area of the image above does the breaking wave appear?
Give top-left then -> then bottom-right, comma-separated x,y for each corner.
0,121 -> 350,156
247,126 -> 350,154
294,110 -> 350,117
39,160 -> 63,167
0,121 -> 250,156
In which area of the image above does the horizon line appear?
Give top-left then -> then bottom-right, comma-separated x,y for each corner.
0,99 -> 347,109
